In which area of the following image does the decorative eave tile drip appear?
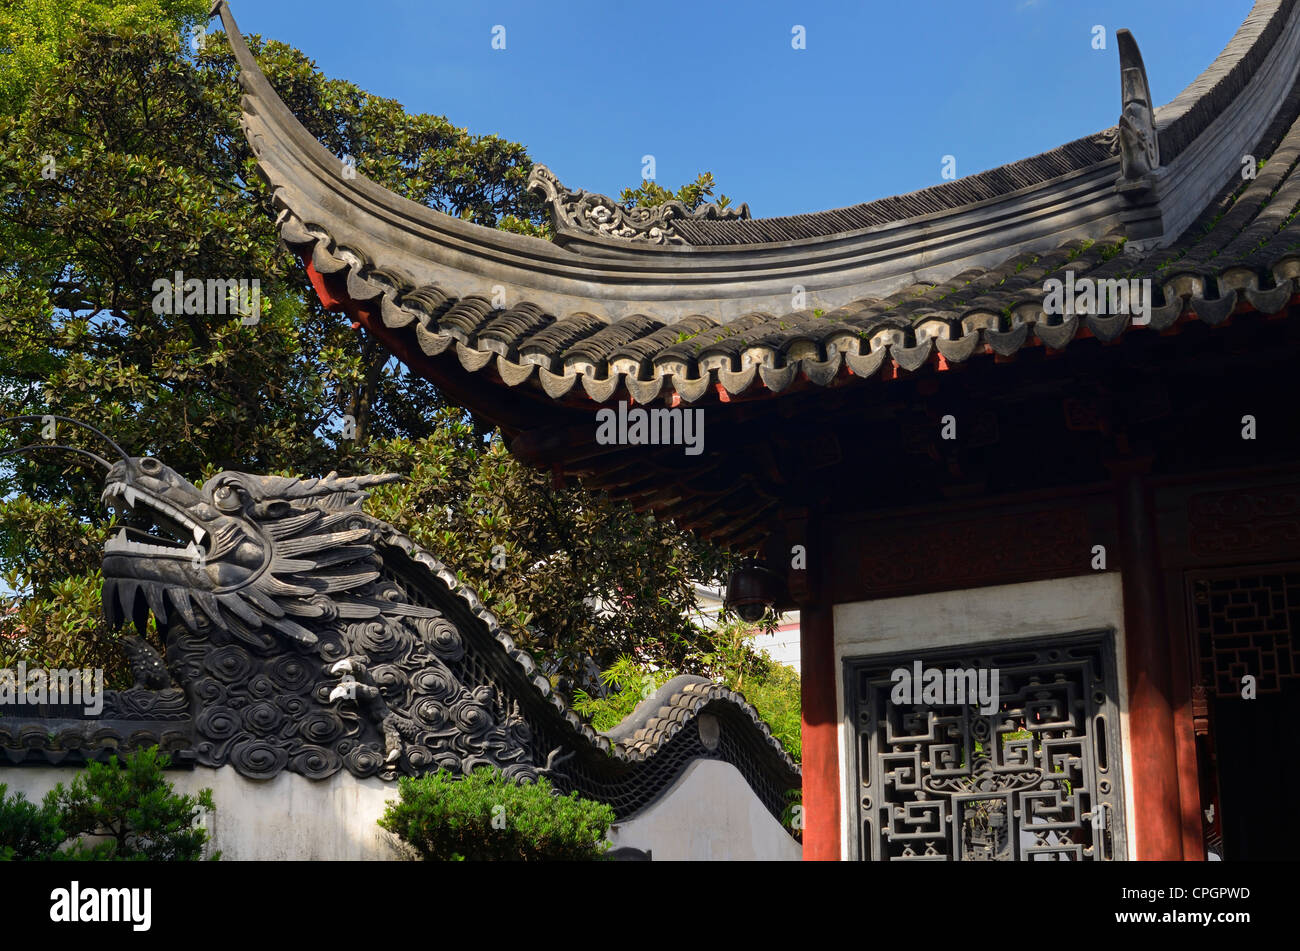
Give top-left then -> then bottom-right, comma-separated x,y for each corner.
283,206 -> 1300,409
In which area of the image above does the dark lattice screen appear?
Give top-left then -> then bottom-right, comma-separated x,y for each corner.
846,631 -> 1127,861
1191,568 -> 1300,697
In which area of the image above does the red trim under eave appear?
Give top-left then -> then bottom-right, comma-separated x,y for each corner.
304,259 -> 349,312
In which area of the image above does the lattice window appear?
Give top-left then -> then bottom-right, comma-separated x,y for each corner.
1191,568 -> 1300,697
846,632 -> 1126,861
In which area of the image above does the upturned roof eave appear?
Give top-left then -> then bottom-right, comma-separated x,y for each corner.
212,2 -> 1149,320
217,0 -> 1300,322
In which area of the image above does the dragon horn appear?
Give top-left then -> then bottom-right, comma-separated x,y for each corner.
280,471 -> 406,499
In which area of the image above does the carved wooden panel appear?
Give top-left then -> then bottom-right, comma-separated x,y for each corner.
1188,484 -> 1300,558
843,508 -> 1091,599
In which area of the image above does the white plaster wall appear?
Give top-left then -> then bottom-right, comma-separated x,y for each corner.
3,757 -> 801,860
1,766 -> 408,860
609,759 -> 801,860
832,572 -> 1134,861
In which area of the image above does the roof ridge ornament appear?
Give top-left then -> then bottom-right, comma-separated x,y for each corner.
1116,28 -> 1160,195
527,164 -> 750,246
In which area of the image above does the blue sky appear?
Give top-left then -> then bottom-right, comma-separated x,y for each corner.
232,0 -> 1249,218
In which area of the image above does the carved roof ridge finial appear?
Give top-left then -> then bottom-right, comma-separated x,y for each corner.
527,163 -> 750,247
1116,28 -> 1160,194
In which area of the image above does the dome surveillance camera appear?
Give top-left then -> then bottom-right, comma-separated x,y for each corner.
724,559 -> 783,624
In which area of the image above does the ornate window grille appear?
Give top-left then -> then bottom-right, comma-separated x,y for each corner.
846,631 -> 1127,860
1190,566 -> 1300,698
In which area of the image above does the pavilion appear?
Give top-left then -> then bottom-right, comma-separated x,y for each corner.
215,0 -> 1300,860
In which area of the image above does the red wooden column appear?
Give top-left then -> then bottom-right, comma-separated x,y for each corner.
791,506 -> 840,861
1111,459 -> 1184,859
800,598 -> 840,860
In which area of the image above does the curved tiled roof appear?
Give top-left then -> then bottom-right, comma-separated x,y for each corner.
670,131 -> 1118,246
284,134 -> 1300,408
216,0 -> 1300,415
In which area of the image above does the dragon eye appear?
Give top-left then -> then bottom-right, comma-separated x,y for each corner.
213,484 -> 243,512
140,458 -> 161,474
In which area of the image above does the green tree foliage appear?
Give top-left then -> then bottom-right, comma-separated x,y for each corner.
0,0 -> 208,106
689,620 -> 804,759
619,171 -> 733,212
0,782 -> 64,860
1,25 -> 351,682
0,747 -> 215,860
379,767 -> 614,861
0,506 -> 110,678
734,661 -> 802,761
364,418 -> 730,680
0,3 -> 756,724
571,656 -> 676,732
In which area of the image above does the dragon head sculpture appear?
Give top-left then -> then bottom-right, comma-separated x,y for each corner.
99,456 -> 540,782
101,456 -> 405,648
